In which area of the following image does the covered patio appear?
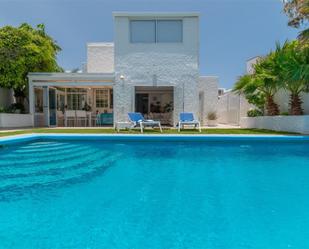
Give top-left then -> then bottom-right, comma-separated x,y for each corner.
135,86 -> 174,125
28,73 -> 115,127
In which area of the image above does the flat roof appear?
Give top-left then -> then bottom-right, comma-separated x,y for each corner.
113,12 -> 200,18
87,42 -> 114,47
28,72 -> 114,78
199,76 -> 219,79
28,73 -> 115,87
246,56 -> 262,62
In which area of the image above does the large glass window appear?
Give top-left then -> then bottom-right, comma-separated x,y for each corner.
157,20 -> 182,43
66,88 -> 87,110
57,94 -> 65,112
130,19 -> 183,43
95,89 -> 109,108
130,20 -> 156,43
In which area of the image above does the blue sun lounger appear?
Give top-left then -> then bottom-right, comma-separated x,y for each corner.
178,112 -> 201,132
128,112 -> 162,133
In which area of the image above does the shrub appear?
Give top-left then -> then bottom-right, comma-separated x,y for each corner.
0,107 -> 11,113
280,112 -> 289,116
247,109 -> 263,117
0,104 -> 26,114
9,103 -> 25,113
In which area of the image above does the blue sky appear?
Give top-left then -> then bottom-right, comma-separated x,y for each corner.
0,0 -> 299,88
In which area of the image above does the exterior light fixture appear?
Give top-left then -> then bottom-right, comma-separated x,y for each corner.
120,75 -> 125,87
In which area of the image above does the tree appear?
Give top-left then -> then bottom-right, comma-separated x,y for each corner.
233,75 -> 265,114
234,40 -> 309,116
234,54 -> 281,116
275,41 -> 309,115
0,23 -> 62,107
283,0 -> 309,41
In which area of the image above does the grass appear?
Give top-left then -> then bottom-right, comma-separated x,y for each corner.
0,128 -> 299,137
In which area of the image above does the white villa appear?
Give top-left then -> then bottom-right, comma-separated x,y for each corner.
28,12 -> 218,128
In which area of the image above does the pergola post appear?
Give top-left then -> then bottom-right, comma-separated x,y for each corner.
43,86 -> 49,127
28,79 -> 35,127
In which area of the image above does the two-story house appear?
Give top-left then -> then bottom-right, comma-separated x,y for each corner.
28,12 -> 218,127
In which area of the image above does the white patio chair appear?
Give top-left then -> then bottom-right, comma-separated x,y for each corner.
65,110 -> 76,127
57,111 -> 65,127
76,110 -> 87,127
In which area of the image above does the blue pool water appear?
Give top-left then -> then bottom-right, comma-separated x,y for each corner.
0,136 -> 309,249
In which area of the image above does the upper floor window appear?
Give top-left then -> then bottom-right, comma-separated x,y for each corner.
130,20 -> 156,43
130,20 -> 183,43
157,20 -> 182,43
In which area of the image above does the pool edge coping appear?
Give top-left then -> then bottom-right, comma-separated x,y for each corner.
1,133 -> 309,145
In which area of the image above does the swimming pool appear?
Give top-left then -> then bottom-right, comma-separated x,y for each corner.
0,134 -> 309,249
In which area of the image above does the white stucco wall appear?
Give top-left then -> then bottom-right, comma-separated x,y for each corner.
274,89 -> 309,115
246,56 -> 261,75
198,76 -> 218,125
113,13 -> 200,124
218,90 -> 252,125
240,116 -> 309,134
0,114 -> 33,128
0,88 -> 14,108
87,43 -> 114,73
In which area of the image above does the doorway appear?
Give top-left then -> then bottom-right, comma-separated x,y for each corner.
135,86 -> 174,125
135,93 -> 149,114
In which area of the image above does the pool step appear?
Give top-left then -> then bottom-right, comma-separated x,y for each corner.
0,153 -> 120,196
0,141 -> 122,199
14,143 -> 81,153
0,147 -> 105,168
0,150 -> 111,176
0,144 -> 96,162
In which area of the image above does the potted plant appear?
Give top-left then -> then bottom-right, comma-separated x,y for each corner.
207,112 -> 217,127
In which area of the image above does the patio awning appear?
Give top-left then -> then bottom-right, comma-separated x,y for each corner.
28,72 -> 115,87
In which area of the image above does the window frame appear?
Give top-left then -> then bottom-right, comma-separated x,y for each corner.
95,89 -> 111,109
66,88 -> 87,110
129,19 -> 183,44
130,20 -> 156,43
156,20 -> 183,43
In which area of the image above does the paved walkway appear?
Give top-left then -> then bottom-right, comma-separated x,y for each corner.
205,124 -> 240,129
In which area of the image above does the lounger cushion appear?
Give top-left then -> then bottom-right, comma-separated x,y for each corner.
128,112 -> 145,122
180,112 -> 195,122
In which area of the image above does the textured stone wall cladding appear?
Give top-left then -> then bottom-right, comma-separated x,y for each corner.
113,16 -> 200,125
87,43 -> 114,73
240,116 -> 309,134
198,77 -> 218,125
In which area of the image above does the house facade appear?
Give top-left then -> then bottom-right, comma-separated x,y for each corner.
28,12 -> 218,127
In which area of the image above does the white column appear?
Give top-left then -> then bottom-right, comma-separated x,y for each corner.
28,79 -> 35,127
43,86 -> 49,127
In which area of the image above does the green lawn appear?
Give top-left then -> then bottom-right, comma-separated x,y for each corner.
0,128 -> 299,137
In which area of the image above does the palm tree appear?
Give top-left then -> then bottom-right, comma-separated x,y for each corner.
234,55 -> 281,116
233,75 -> 265,114
275,41 -> 309,115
